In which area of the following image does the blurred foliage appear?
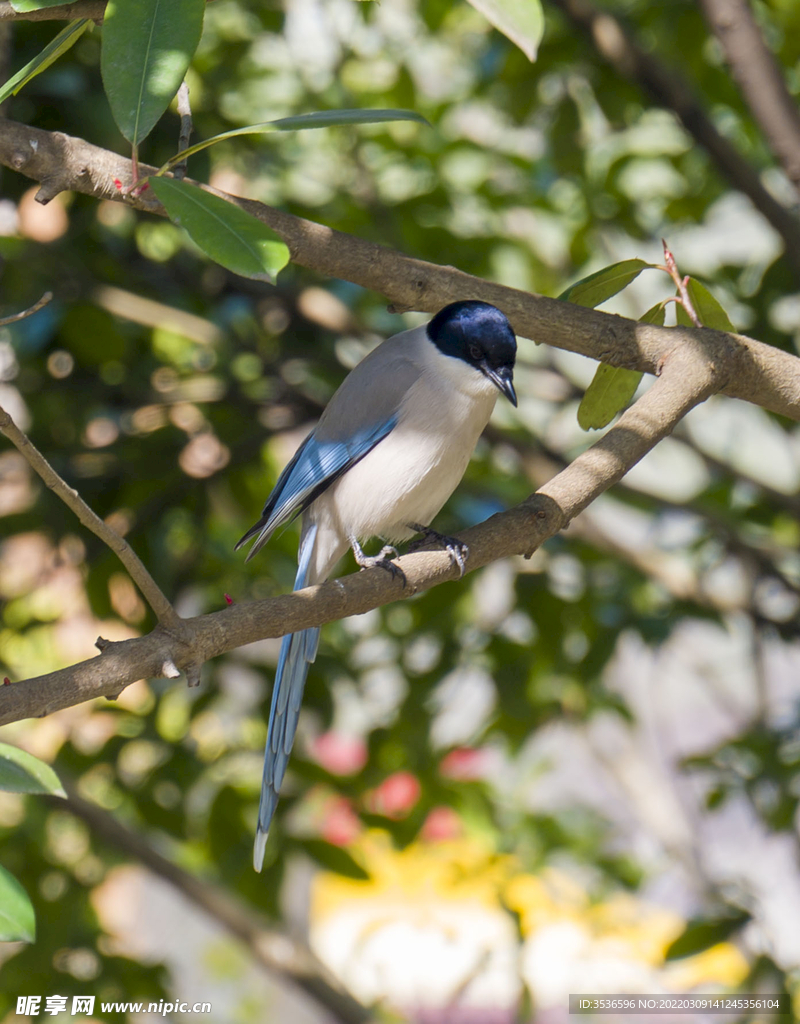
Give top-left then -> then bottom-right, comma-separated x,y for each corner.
1,0 -> 800,1019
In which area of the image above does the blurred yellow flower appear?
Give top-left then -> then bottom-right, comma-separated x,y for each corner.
311,830 -> 751,1017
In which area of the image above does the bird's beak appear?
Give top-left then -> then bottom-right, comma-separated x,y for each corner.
481,362 -> 517,406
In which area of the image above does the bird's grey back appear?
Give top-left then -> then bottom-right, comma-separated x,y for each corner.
314,328 -> 424,443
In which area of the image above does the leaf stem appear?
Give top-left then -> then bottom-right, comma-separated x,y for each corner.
661,239 -> 702,327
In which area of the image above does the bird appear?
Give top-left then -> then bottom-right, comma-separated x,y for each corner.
236,299 -> 518,870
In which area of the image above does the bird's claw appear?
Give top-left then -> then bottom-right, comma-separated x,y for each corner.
407,523 -> 469,578
351,540 -> 407,587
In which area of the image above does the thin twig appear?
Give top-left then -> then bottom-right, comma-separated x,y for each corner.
0,291 -> 52,326
58,789 -> 373,1024
173,81 -> 193,181
749,613 -> 770,728
0,403 -> 181,630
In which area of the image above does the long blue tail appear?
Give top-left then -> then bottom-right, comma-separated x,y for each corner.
254,523 -> 320,871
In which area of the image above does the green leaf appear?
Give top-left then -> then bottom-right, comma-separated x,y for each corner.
0,742 -> 66,796
639,301 -> 668,327
299,839 -> 370,880
149,178 -> 290,283
686,278 -> 737,332
158,108 -> 430,173
665,911 -> 750,960
0,865 -> 35,943
465,0 -> 544,61
101,0 -> 205,147
576,302 -> 664,430
0,743 -> 64,797
558,259 -> 655,309
9,0 -> 76,9
0,20 -> 90,104
577,364 -> 644,430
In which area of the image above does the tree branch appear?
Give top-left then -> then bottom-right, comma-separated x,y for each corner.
0,290 -> 52,326
0,402 -> 181,630
58,789 -> 372,1024
0,342 -> 723,725
0,118 -> 799,422
548,0 -> 800,282
699,0 -> 800,196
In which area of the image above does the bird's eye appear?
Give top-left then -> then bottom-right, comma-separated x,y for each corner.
469,344 -> 482,360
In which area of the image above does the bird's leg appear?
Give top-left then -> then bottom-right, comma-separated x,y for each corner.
349,536 -> 406,587
407,523 -> 469,578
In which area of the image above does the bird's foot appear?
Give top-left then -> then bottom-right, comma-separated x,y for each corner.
407,523 -> 469,578
350,537 -> 406,587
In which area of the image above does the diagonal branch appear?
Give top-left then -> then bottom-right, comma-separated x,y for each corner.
59,788 -> 372,1024
0,340 -> 723,726
699,0 -> 800,196
0,402 -> 181,630
0,290 -> 52,326
548,0 -> 800,282
0,118 -> 799,422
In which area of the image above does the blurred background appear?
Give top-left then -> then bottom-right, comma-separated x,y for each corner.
1,0 -> 800,1020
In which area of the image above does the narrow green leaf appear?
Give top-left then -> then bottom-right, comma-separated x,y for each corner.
150,178 -> 290,283
559,258 -> 655,309
577,302 -> 663,431
686,278 -> 737,332
300,839 -> 370,880
465,0 -> 544,61
158,108 -> 430,173
665,912 -> 749,960
0,20 -> 89,104
10,0 -> 76,9
0,865 -> 35,943
0,742 -> 66,797
101,0 -> 205,146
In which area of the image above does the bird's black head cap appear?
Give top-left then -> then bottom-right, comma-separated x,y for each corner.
426,300 -> 518,405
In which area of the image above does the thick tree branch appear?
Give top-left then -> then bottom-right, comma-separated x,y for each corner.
0,342 -> 723,725
0,402 -> 182,630
59,789 -> 372,1024
1,118 -> 799,422
548,0 -> 800,282
699,0 -> 800,195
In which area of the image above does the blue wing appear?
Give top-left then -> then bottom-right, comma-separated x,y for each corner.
253,522 -> 320,870
236,417 -> 397,561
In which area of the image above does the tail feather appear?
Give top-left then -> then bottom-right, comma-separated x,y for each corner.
235,515 -> 275,562
253,523 -> 320,872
